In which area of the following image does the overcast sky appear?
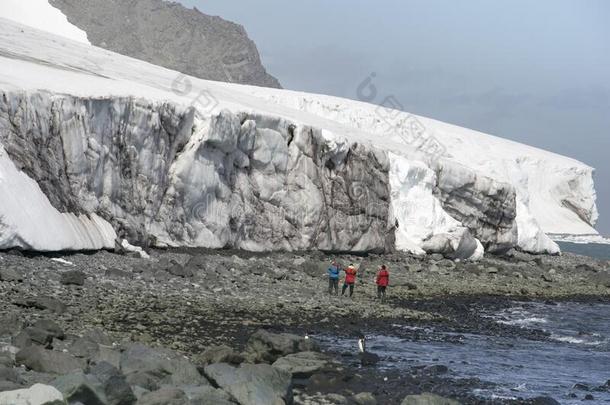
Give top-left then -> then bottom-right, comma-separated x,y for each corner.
181,0 -> 609,235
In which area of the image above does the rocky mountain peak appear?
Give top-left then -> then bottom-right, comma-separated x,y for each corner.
49,0 -> 282,88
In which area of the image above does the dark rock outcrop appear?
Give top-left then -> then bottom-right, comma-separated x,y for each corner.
49,0 -> 281,89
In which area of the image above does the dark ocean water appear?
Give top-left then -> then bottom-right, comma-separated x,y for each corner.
558,242 -> 610,260
319,301 -> 610,403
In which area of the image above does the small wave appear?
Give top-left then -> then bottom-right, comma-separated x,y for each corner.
510,383 -> 528,392
550,334 -> 605,346
497,317 -> 548,326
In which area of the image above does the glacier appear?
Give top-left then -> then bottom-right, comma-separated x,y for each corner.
0,17 -> 600,258
0,0 -> 89,45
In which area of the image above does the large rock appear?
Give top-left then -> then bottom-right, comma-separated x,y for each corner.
89,361 -> 136,405
13,297 -> 67,314
51,372 -> 107,405
0,314 -> 23,337
16,320 -> 65,348
204,363 -> 292,405
167,262 -> 194,278
15,346 -> 85,375
0,268 -> 23,282
0,365 -> 19,380
182,385 -> 235,405
120,344 -> 204,387
136,387 -> 188,405
60,270 -> 86,286
401,393 -> 461,405
245,330 -> 318,363
352,392 -> 377,405
421,228 -> 482,261
195,345 -> 244,366
0,383 -> 66,405
69,337 -> 100,359
32,320 -> 65,341
272,352 -> 333,378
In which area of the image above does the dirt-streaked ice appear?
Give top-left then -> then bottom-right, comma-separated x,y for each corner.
0,17 -> 600,257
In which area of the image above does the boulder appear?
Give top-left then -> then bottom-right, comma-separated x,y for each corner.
0,366 -> 21,384
83,329 -> 114,346
272,351 -> 333,378
89,361 -> 136,405
16,346 -> 84,375
105,269 -> 132,279
182,385 -> 234,405
51,372 -> 107,405
167,263 -> 194,278
60,270 -> 86,286
593,380 -> 610,392
184,255 -> 209,273
0,314 -> 24,337
195,345 -> 244,366
0,353 -> 14,368
359,352 -> 380,367
245,330 -> 318,363
323,394 -> 348,404
16,322 -> 64,348
0,383 -> 65,405
0,380 -> 22,392
422,228 -> 481,261
120,344 -> 204,386
401,393 -> 461,405
92,346 -> 121,369
117,239 -> 150,260
0,268 -> 23,283
12,331 -> 34,349
204,363 -> 292,405
136,387 -> 188,405
124,371 -> 160,392
352,392 -> 377,405
69,338 -> 100,359
32,320 -> 64,341
13,297 -> 67,314
422,365 -> 449,375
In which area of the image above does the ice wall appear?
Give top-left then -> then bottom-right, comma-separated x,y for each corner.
0,92 -> 394,253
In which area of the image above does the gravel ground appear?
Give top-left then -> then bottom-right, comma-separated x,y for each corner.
1,248 -> 609,404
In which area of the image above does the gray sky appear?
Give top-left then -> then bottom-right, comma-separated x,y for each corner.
182,0 -> 609,235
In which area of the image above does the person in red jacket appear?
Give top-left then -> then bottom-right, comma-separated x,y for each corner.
376,265 -> 390,302
341,264 -> 358,297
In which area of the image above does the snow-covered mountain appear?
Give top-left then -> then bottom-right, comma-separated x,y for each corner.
0,16 -> 600,258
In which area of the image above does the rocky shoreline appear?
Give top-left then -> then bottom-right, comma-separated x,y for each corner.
1,247 -> 609,404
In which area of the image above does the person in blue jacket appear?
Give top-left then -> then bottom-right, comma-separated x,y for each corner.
327,260 -> 341,295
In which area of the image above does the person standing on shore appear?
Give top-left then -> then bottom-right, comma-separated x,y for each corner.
327,260 -> 341,295
376,265 -> 390,302
341,264 -> 358,297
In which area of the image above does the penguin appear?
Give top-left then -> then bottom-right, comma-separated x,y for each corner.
357,334 -> 379,366
358,336 -> 366,353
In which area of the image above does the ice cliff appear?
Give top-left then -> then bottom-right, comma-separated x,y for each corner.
0,18 -> 600,258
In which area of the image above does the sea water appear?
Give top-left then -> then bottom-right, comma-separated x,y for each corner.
319,301 -> 610,403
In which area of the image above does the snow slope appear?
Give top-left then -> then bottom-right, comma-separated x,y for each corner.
0,144 -> 116,250
0,18 -> 600,255
0,0 -> 89,44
